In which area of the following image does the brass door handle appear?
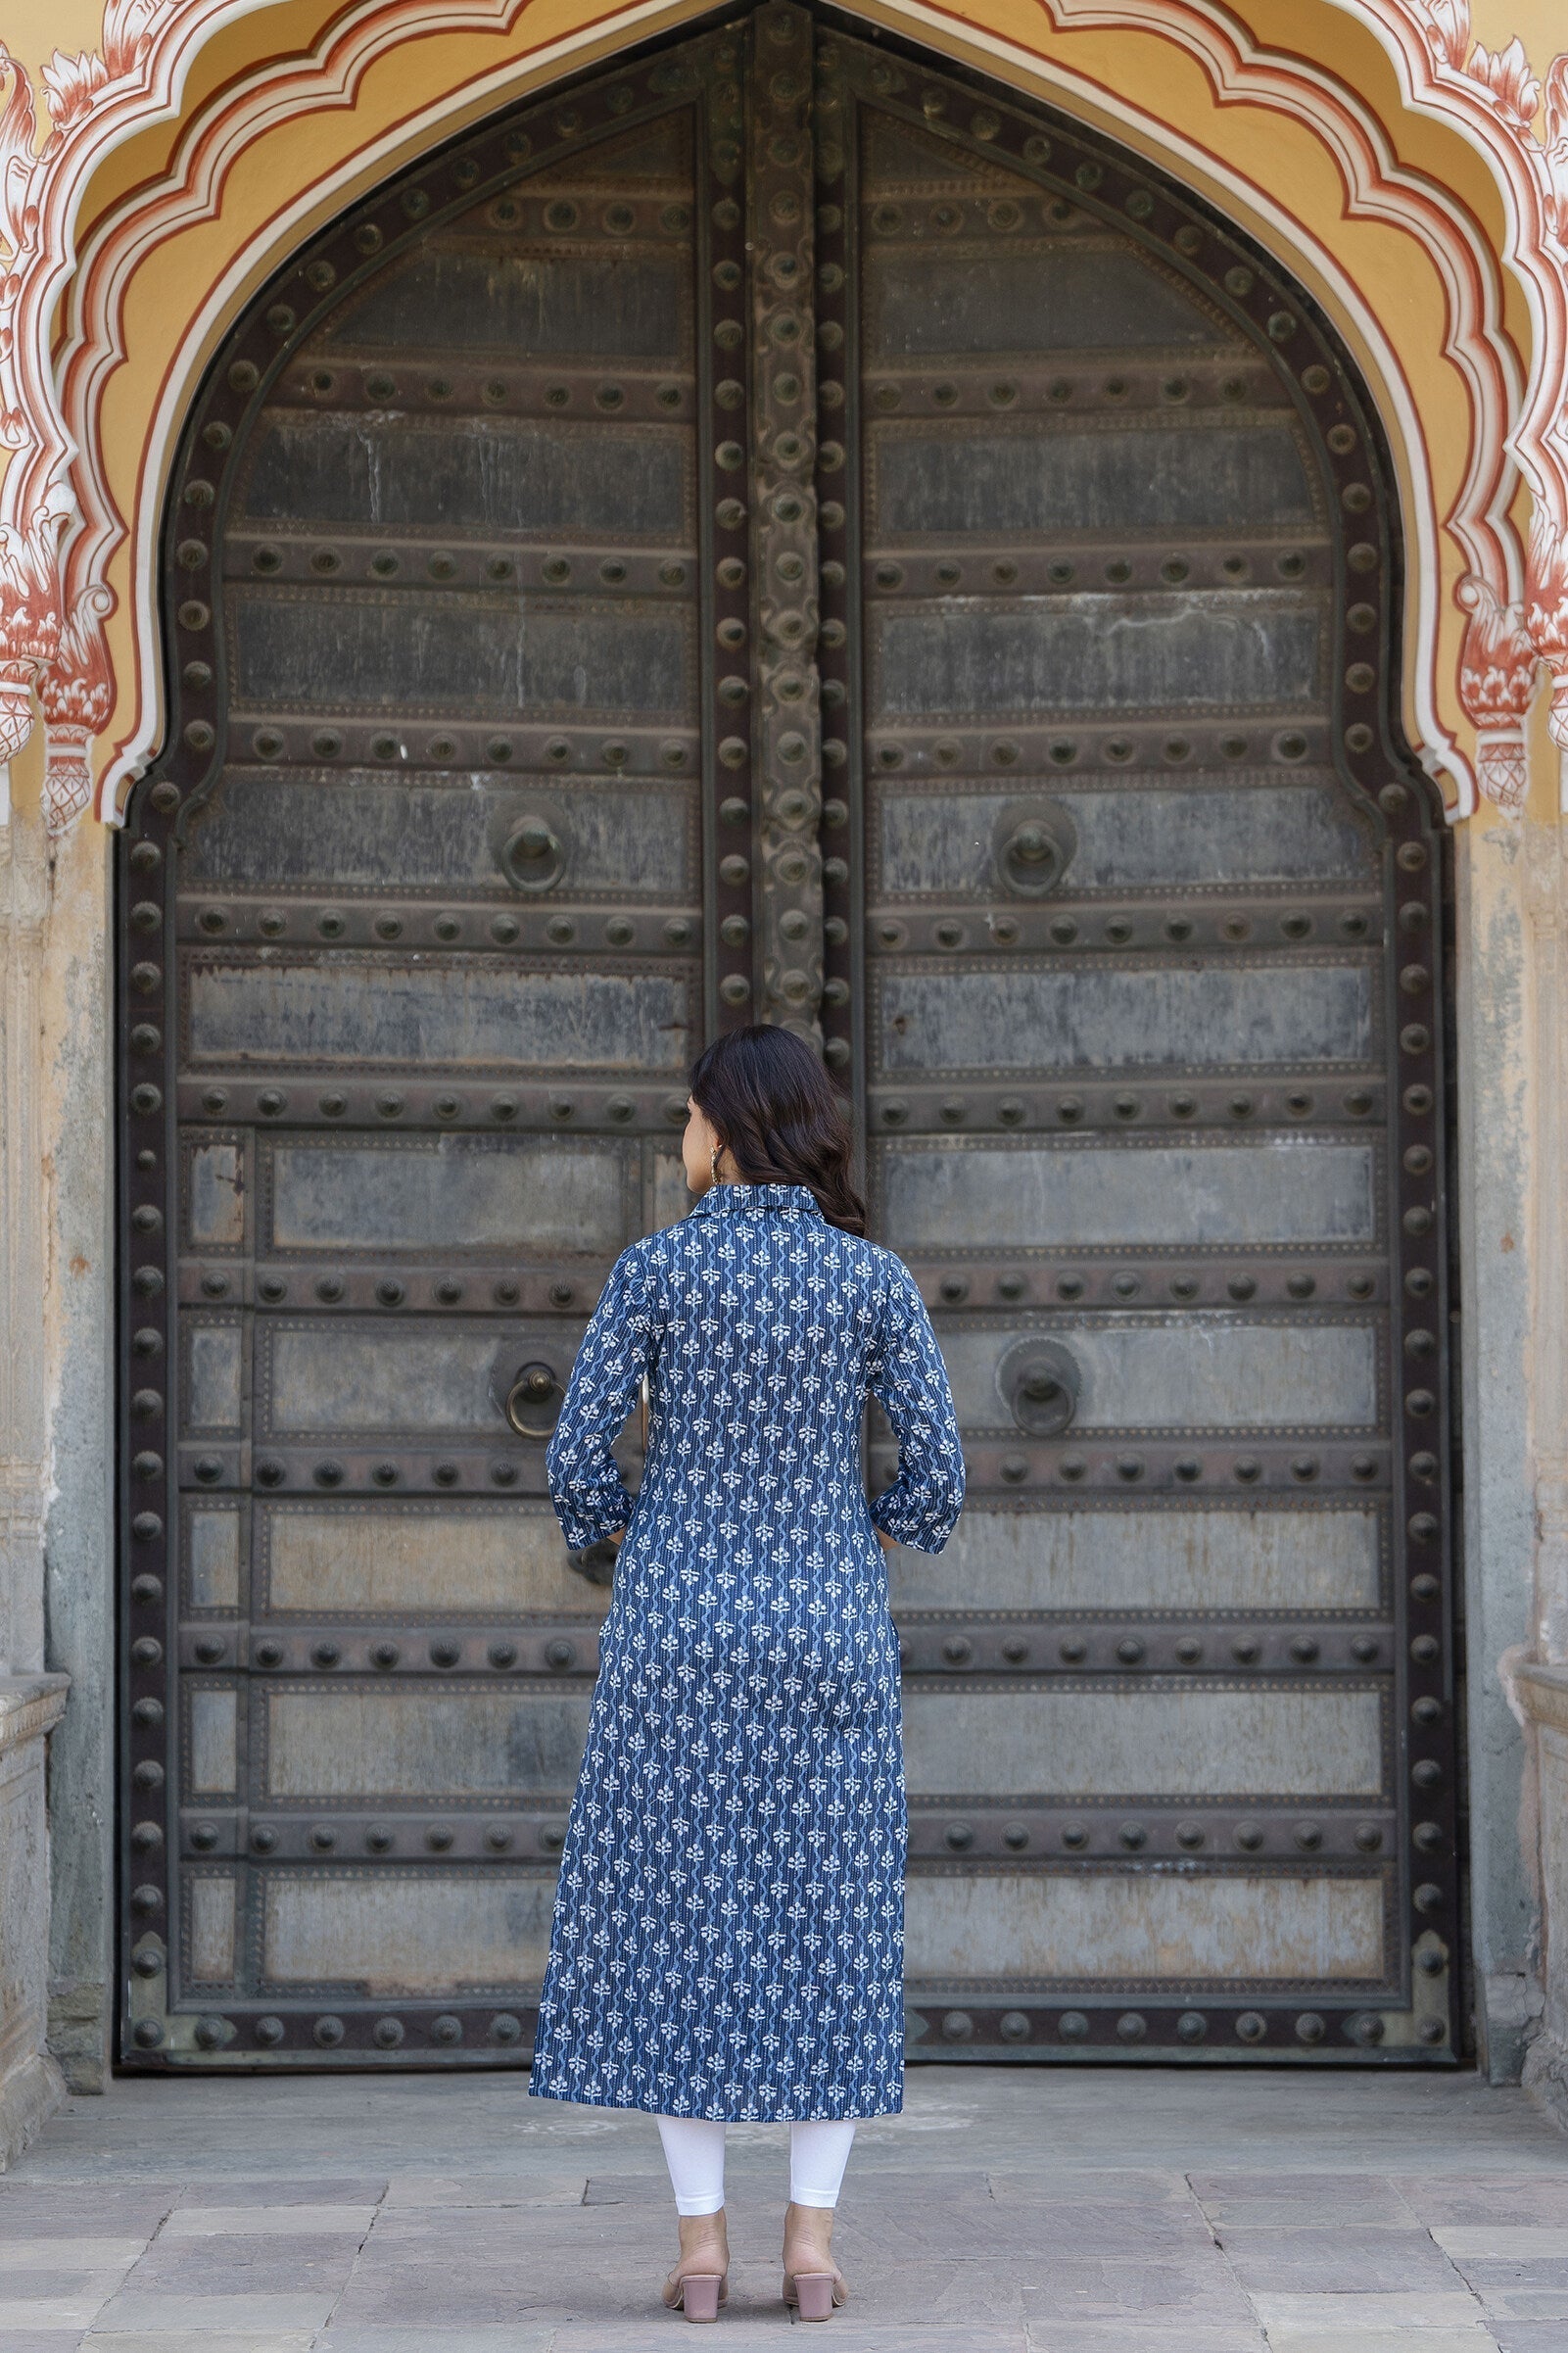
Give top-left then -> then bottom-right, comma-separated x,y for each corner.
505,1361 -> 561,1437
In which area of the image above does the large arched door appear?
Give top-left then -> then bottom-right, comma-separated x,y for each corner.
120,3 -> 1456,2068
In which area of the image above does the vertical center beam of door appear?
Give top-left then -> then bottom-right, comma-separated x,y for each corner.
748,3 -> 823,1041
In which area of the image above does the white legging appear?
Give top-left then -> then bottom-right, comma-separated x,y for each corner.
656,2115 -> 855,2216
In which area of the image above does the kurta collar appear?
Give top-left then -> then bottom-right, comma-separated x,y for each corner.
691,1180 -> 823,1220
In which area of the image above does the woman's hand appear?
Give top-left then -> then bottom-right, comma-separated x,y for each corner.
607,1527 -> 627,1549
876,1528 -> 896,1555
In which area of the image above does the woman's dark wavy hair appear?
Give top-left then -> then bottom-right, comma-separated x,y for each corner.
690,1025 -> 867,1236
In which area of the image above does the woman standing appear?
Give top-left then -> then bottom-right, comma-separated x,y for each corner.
532,1026 -> 964,2324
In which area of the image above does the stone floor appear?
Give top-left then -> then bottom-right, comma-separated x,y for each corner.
0,2065 -> 1564,2351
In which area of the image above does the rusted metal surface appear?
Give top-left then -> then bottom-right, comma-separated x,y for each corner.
119,6 -> 1456,2069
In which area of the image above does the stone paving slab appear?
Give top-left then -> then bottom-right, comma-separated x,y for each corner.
1251,2288 -> 1497,2329
1259,2333 -> 1497,2353
0,2291 -> 115,2329
162,2205 -> 380,2236
1214,2225 -> 1466,2291
1190,2171 -> 1425,2228
1434,2229 -> 1568,2258
0,2238 -> 146,2270
84,2336 -> 317,2353
89,2292 -> 343,2331
1394,2177 -> 1568,2227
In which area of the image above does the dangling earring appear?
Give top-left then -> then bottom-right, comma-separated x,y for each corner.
709,1143 -> 723,1187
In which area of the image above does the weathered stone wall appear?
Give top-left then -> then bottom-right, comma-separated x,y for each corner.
0,748 -> 84,2158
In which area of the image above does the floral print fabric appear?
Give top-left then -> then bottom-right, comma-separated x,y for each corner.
530,1180 -> 964,2121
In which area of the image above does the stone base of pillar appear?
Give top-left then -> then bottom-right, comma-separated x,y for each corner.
0,1673 -> 71,2170
1517,1661 -> 1568,2136
1522,2024 -> 1568,2133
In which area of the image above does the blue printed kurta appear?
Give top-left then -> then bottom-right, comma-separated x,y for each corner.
530,1180 -> 964,2122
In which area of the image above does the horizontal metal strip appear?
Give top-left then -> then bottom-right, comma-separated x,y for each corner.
894,1624 -> 1394,1674
860,544 -> 1332,588
172,1079 -> 695,1130
862,1079 -> 1388,1132
907,2002 -> 1442,2056
122,2003 -> 1446,2062
847,716 -> 1335,766
174,1264 -> 621,1309
219,723 -> 702,777
179,1809 -> 573,1861
904,1255 -> 1390,1299
906,1804 -> 1404,1862
864,900 -> 1383,954
173,1444 -> 558,1495
171,1255 -> 1387,1311
164,1622 -> 1398,1679
175,1630 -> 604,1674
123,1998 -> 1443,2063
266,369 -> 699,419
164,1440 -> 1409,1503
223,540 -> 698,589
217,724 -> 700,781
174,901 -> 703,949
853,371 -> 1296,415
172,1801 -> 1406,1866
911,1441 -> 1396,1493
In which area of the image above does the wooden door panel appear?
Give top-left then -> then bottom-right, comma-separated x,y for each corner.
119,3 -> 1456,2068
817,20 -> 1454,2060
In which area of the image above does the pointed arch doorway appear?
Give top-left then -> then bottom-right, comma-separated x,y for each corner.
119,1 -> 1457,2068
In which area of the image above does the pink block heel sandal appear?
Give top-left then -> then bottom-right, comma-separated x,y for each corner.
784,2272 -> 841,2322
666,2272 -> 724,2323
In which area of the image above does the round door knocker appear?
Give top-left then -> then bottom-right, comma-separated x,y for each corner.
497,812 -> 566,892
505,1361 -> 561,1438
1000,1339 -> 1081,1436
992,799 -> 1077,897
